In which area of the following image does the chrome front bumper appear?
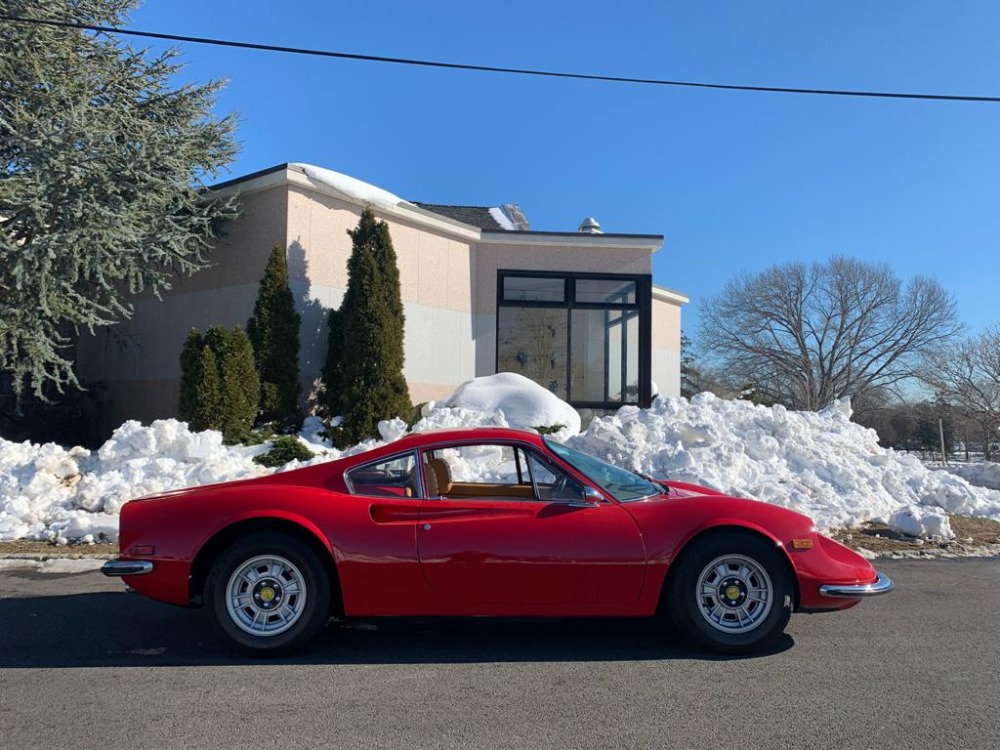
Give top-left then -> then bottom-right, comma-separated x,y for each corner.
101,559 -> 154,577
819,571 -> 894,598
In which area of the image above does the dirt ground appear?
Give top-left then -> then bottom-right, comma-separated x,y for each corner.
3,515 -> 1000,560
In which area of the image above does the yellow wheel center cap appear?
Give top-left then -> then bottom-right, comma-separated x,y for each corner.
725,586 -> 741,601
260,587 -> 276,603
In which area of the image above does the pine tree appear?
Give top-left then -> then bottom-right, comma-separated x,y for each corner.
324,209 -> 411,444
0,0 -> 239,401
247,245 -> 302,428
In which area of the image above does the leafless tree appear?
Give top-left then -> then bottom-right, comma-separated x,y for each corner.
699,256 -> 962,410
919,328 -> 1000,459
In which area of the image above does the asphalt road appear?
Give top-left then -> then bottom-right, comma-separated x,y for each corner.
1,558 -> 997,750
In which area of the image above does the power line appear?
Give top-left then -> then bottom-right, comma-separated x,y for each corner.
3,14 -> 999,104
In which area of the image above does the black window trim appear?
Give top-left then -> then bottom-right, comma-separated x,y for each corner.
496,269 -> 653,409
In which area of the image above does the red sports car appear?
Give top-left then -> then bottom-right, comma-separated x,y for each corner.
102,427 -> 892,655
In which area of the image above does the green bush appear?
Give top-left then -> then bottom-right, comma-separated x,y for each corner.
247,245 -> 302,428
177,325 -> 259,441
321,208 -> 412,444
253,435 -> 315,468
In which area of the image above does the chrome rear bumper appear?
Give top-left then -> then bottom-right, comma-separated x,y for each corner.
101,559 -> 154,577
819,571 -> 894,598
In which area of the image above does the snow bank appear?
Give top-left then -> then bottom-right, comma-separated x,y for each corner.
937,462 -> 1000,491
0,420 -> 270,543
5,381 -> 1000,545
568,393 -> 1000,537
437,372 -> 582,437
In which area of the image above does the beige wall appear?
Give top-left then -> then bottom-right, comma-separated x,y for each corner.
79,172 -> 683,431
651,297 -> 683,398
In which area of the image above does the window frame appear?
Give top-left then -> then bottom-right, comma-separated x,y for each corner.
496,269 -> 653,409
345,450 -> 422,498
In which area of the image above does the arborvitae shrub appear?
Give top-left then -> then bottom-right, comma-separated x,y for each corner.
247,245 -> 302,428
253,435 -> 315,468
177,325 -> 259,440
321,208 -> 411,445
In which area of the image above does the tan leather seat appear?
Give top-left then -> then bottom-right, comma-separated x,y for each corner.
425,457 -> 452,497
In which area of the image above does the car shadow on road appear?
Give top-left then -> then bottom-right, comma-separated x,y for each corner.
3,591 -> 793,669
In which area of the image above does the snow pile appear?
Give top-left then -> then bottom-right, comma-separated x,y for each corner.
4,376 -> 1000,545
0,420 -> 270,543
435,372 -> 581,437
937,462 -> 1000,491
294,164 -> 406,211
568,393 -> 1000,537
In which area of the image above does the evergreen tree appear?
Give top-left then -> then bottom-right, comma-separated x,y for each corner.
320,307 -> 345,417
178,329 -> 204,424
0,1 -> 239,401
192,345 -> 222,432
324,209 -> 411,444
177,326 -> 257,439
217,326 -> 259,440
247,245 -> 302,427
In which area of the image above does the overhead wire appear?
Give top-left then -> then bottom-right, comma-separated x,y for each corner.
2,14 -> 999,104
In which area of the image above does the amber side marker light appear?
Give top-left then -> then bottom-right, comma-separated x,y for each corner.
790,539 -> 814,550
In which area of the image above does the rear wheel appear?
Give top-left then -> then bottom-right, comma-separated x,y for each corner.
668,532 -> 792,654
205,532 -> 331,655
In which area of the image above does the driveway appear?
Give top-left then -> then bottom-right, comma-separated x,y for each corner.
1,558 -> 996,750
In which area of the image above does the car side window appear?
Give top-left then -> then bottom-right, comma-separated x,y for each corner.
421,444 -> 534,501
420,444 -> 584,503
526,451 -> 585,502
347,452 -> 418,498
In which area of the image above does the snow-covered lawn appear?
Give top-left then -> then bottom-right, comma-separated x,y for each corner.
2,372 -> 999,545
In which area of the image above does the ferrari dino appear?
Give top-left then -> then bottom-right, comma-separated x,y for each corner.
102,427 -> 892,654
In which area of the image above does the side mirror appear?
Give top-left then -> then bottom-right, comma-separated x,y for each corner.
582,486 -> 604,504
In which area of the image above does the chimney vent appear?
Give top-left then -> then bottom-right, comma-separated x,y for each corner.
578,217 -> 602,234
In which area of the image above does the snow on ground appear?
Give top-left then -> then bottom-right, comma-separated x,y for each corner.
936,461 -> 1000,491
3,375 -> 1000,545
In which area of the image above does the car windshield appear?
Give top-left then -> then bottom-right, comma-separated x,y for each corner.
544,438 -> 661,502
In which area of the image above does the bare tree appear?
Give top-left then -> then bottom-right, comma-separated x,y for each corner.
699,256 -> 962,410
920,328 -> 1000,459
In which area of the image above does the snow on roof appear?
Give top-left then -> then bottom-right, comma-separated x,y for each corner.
291,163 -> 408,211
488,207 -> 516,231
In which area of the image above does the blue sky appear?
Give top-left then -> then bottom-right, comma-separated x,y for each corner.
129,0 -> 1000,339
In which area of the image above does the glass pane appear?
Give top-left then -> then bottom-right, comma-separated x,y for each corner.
426,444 -> 534,501
607,310 -> 623,401
527,452 -> 584,502
570,309 -> 610,402
349,453 -> 416,497
497,307 -> 568,399
502,276 -> 565,303
625,311 -> 640,402
575,278 -> 636,305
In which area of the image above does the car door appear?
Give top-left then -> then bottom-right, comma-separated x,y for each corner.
416,442 -> 646,611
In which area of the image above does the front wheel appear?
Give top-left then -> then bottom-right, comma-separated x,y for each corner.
668,532 -> 792,654
205,532 -> 331,656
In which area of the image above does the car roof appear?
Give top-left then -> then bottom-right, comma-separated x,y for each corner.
368,426 -> 547,455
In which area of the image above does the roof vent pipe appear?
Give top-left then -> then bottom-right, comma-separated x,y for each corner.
578,217 -> 603,234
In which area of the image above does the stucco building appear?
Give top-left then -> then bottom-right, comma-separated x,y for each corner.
78,164 -> 687,430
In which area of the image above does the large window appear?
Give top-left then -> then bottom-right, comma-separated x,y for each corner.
496,271 -> 652,408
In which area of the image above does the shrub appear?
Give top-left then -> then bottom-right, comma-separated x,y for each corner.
253,435 -> 315,468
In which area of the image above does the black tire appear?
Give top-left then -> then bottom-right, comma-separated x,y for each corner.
205,532 -> 331,656
667,531 -> 792,655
